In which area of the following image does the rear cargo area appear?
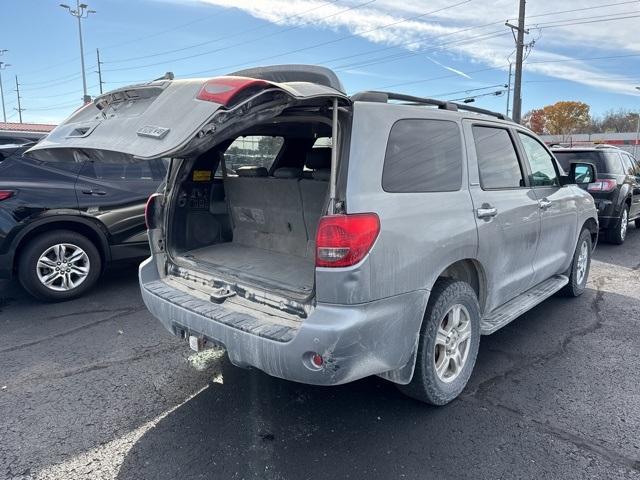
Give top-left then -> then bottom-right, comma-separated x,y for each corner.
168,114 -> 336,302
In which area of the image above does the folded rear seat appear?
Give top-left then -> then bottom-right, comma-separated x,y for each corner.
225,165 -> 308,257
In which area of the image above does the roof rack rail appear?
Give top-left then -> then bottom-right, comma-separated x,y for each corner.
350,90 -> 509,120
594,144 -> 622,150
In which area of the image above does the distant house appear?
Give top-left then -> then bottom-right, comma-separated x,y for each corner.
0,122 -> 56,144
540,132 -> 639,156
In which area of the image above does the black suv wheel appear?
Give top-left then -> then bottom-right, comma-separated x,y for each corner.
607,205 -> 629,245
18,230 -> 102,301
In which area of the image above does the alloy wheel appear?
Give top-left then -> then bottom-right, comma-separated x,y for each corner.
576,240 -> 589,285
36,243 -> 90,292
620,208 -> 628,241
434,304 -> 472,383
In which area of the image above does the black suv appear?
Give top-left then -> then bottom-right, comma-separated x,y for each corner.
0,144 -> 166,300
553,146 -> 640,244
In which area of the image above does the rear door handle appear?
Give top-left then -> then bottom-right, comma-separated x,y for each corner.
476,207 -> 498,219
81,189 -> 107,196
539,199 -> 552,210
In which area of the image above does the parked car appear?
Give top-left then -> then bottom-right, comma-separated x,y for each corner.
28,65 -> 599,405
0,144 -> 166,300
552,145 -> 640,244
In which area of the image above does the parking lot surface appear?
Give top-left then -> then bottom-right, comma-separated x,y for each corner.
1,227 -> 639,480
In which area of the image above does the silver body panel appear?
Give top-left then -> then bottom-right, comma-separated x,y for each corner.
139,100 -> 597,385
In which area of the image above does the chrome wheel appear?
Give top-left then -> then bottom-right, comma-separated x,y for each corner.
434,304 -> 472,383
620,208 -> 628,241
576,240 -> 589,285
36,243 -> 90,292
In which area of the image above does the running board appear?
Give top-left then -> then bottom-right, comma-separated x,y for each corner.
481,275 -> 569,335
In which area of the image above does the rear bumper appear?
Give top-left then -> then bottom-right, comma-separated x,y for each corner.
139,258 -> 427,386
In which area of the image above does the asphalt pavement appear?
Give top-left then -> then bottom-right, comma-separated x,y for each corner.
1,227 -> 639,480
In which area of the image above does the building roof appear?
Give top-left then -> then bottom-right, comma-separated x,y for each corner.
0,122 -> 56,133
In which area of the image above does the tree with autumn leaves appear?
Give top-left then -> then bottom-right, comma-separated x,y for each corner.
523,101 -> 591,136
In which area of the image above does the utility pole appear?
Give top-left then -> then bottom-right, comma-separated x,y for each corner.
635,87 -> 639,157
506,62 -> 513,117
506,0 -> 527,124
96,48 -> 104,94
14,75 -> 23,123
60,1 -> 96,104
0,50 -> 9,123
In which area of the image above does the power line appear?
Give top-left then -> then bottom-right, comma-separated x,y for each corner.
180,0 -> 475,77
526,53 -> 640,65
332,31 -> 509,71
98,9 -> 228,51
533,13 -> 640,29
523,0 -> 639,20
448,89 -> 507,102
431,83 -> 509,98
104,0 -> 379,73
104,0 -> 341,65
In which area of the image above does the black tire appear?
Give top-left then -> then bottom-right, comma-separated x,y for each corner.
560,228 -> 592,297
18,230 -> 102,302
635,218 -> 640,229
398,278 -> 481,405
606,205 -> 629,245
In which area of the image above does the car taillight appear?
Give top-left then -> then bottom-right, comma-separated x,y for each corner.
145,193 -> 162,229
0,190 -> 15,201
196,76 -> 270,107
316,213 -> 380,268
587,179 -> 617,193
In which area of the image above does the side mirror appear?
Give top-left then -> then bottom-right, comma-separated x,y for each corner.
567,162 -> 596,185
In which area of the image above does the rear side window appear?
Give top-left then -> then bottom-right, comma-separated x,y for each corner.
382,119 -> 462,192
84,160 -> 155,181
473,126 -> 524,189
553,151 -> 623,175
621,153 -> 636,175
224,136 -> 284,174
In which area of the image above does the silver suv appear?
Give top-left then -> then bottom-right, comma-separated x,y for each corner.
29,65 -> 599,405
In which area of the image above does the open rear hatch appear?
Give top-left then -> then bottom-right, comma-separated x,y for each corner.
27,68 -> 351,317
28,72 -> 349,161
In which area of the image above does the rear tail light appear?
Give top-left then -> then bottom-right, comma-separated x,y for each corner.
587,179 -> 617,193
196,76 -> 270,107
145,193 -> 162,229
0,190 -> 15,201
315,213 -> 380,268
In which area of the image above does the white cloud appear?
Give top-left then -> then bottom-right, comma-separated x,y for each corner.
194,0 -> 640,96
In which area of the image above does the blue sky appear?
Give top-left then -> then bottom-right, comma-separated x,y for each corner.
2,0 -> 640,124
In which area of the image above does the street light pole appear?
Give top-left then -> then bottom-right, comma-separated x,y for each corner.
60,1 -> 96,104
0,49 -> 8,123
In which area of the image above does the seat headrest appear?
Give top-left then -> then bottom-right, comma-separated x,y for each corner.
273,167 -> 302,179
312,169 -> 331,181
305,148 -> 332,170
236,166 -> 268,177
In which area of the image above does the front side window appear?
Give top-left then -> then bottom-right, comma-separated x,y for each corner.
518,133 -> 559,187
382,119 -> 463,192
224,136 -> 284,174
473,126 -> 524,189
621,153 -> 637,175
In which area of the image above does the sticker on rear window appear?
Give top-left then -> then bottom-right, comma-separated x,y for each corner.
137,125 -> 170,139
193,170 -> 212,182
